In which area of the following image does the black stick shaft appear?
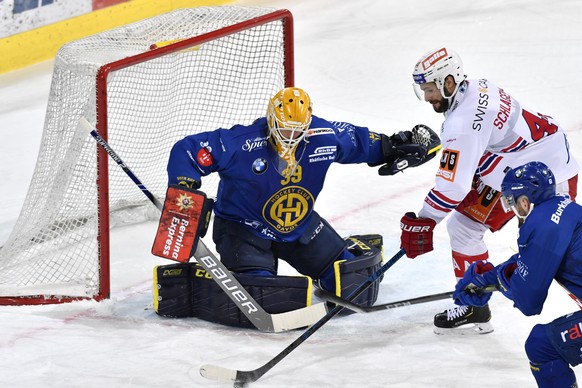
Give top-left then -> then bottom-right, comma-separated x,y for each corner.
233,248 -> 406,384
79,117 -> 164,210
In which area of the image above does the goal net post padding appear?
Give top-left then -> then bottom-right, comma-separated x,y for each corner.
0,6 -> 293,305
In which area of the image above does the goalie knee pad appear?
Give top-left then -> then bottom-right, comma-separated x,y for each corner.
153,262 -> 313,329
319,235 -> 383,310
346,233 -> 385,282
347,234 -> 384,260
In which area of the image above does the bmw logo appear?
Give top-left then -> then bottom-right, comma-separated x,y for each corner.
252,158 -> 268,174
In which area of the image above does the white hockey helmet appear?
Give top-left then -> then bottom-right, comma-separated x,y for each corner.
412,47 -> 465,101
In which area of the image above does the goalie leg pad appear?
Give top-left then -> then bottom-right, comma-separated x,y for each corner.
346,233 -> 384,259
346,233 -> 384,281
319,235 -> 383,310
154,262 -> 312,329
153,262 -> 194,317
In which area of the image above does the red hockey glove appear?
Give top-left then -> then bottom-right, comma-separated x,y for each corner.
455,189 -> 479,212
400,212 -> 436,258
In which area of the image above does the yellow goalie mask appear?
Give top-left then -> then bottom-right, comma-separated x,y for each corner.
267,87 -> 312,177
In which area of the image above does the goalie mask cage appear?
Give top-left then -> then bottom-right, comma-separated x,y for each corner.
0,6 -> 294,305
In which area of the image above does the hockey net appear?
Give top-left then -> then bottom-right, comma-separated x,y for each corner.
0,6 -> 293,305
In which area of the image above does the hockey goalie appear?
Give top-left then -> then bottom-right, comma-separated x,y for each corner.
151,87 -> 441,329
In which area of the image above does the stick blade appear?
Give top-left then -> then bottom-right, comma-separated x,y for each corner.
200,363 -> 237,382
271,302 -> 328,332
78,116 -> 95,133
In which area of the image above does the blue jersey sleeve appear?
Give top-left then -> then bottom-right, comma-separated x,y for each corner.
508,240 -> 560,316
505,196 -> 582,315
325,120 -> 384,165
167,128 -> 233,187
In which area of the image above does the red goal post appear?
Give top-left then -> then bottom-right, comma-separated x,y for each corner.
0,6 -> 294,305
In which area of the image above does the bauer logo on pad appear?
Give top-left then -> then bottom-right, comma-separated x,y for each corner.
152,186 -> 213,263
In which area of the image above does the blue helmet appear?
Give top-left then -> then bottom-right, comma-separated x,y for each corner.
501,161 -> 556,207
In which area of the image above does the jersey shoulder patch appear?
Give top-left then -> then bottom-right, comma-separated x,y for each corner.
307,127 -> 335,137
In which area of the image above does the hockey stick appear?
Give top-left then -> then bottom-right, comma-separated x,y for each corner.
314,288 -> 455,313
200,248 -> 406,387
315,284 -> 500,314
80,118 -> 164,210
80,116 -> 327,333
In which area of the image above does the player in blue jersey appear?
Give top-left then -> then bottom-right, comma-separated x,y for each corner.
154,87 -> 441,328
453,161 -> 582,387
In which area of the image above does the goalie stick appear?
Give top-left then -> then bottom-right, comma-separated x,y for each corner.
314,284 -> 500,314
199,248 -> 406,387
80,116 -> 327,333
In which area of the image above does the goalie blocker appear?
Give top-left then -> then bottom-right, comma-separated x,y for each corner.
152,185 -> 214,263
153,234 -> 384,328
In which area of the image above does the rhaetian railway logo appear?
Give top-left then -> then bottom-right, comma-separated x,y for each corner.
262,186 -> 314,233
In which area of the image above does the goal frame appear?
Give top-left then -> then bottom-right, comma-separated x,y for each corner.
0,9 -> 294,305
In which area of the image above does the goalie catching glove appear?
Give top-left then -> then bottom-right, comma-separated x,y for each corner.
375,124 -> 441,176
151,185 -> 214,263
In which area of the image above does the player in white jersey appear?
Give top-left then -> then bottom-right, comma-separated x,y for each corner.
399,47 -> 579,334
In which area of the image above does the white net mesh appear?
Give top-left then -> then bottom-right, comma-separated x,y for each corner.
0,6 -> 289,302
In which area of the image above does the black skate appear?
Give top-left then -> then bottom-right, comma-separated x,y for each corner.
433,304 -> 493,335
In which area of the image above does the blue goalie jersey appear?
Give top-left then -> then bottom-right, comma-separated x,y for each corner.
167,115 -> 385,242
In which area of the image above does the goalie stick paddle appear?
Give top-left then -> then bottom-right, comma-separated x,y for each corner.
314,284 -> 500,314
199,248 -> 406,386
79,116 -> 327,333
